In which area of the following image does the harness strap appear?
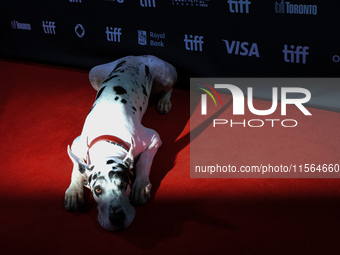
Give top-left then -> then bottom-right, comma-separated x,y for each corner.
88,135 -> 130,151
86,135 -> 130,164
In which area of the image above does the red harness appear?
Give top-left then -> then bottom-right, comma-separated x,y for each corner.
86,135 -> 130,164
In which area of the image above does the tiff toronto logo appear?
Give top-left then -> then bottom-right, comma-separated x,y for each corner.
11,20 -> 31,30
275,0 -> 317,15
184,35 -> 204,51
42,21 -> 56,34
227,0 -> 251,13
106,27 -> 122,42
283,45 -> 309,64
198,83 -> 311,128
140,0 -> 156,7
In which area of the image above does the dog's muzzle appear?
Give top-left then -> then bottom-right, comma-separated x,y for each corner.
109,206 -> 126,229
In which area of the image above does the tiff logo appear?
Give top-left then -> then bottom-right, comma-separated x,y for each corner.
227,0 -> 251,13
184,34 -> 204,51
283,45 -> 309,64
140,0 -> 156,7
106,27 -> 122,42
42,21 -> 56,34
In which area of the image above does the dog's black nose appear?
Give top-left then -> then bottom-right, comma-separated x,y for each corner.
109,206 -> 126,227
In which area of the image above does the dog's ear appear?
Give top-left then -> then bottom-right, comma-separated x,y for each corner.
67,145 -> 94,174
123,137 -> 135,170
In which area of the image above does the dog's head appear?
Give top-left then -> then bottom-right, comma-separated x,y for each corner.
67,139 -> 135,232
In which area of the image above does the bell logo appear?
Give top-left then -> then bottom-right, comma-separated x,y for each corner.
201,84 -> 312,116
75,24 -> 85,38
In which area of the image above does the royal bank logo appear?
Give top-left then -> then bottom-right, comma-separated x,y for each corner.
172,0 -> 210,8
184,34 -> 204,52
140,0 -> 156,7
42,21 -> 56,34
11,20 -> 31,31
282,44 -> 309,64
227,0 -> 251,13
75,24 -> 85,38
222,40 -> 260,57
106,27 -> 122,42
275,0 -> 317,15
138,30 -> 165,47
138,30 -> 147,45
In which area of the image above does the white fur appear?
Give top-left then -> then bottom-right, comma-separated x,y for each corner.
64,55 -> 177,231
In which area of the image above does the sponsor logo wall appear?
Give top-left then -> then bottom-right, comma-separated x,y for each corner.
0,1 -> 338,79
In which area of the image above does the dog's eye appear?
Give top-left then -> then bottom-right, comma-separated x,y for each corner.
94,186 -> 102,195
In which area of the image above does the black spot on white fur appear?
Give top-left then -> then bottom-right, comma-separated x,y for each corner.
145,65 -> 150,77
111,61 -> 126,73
89,103 -> 96,114
107,159 -> 115,164
102,75 -> 119,85
141,84 -> 148,97
113,86 -> 127,95
96,86 -> 106,100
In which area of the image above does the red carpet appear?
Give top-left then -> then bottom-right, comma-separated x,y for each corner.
1,59 -> 340,254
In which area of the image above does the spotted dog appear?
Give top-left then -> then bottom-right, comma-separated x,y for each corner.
64,55 -> 177,231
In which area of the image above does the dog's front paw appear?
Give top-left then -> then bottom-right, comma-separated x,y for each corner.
157,98 -> 172,114
131,179 -> 152,206
65,184 -> 84,211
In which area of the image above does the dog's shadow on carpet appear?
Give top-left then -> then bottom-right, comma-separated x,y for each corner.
111,87 -> 237,248
145,89 -> 191,194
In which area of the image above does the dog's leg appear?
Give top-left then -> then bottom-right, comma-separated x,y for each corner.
157,88 -> 173,114
147,56 -> 177,114
65,137 -> 86,211
65,166 -> 85,211
131,130 -> 162,205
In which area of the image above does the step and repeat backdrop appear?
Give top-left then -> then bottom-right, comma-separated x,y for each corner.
0,0 -> 339,82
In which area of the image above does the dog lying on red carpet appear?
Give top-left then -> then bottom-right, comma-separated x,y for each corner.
64,55 -> 177,231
